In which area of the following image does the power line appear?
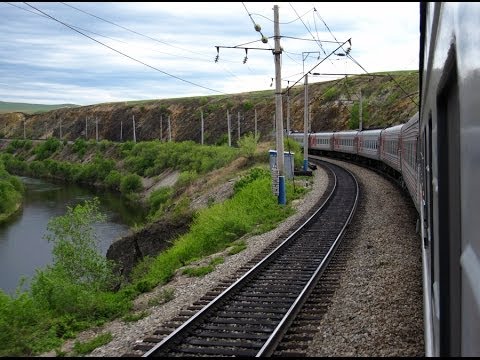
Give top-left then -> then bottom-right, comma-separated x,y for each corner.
249,7 -> 315,24
24,2 -> 225,95
311,7 -> 418,107
289,2 -> 333,68
8,1 -> 245,67
6,2 -> 128,44
285,38 -> 351,94
241,2 -> 269,45
60,2 -> 214,60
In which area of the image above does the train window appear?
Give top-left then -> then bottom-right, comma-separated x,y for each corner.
436,57 -> 461,356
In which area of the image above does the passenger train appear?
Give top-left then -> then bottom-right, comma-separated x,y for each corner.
290,2 -> 480,356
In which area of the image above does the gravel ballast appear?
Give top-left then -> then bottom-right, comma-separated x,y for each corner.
42,157 -> 424,357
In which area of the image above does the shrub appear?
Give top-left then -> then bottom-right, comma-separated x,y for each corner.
238,132 -> 259,159
104,170 -> 122,191
72,138 -> 88,158
34,138 -> 61,160
120,173 -> 142,194
148,187 -> 173,214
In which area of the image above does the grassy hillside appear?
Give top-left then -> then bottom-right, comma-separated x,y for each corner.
0,101 -> 79,115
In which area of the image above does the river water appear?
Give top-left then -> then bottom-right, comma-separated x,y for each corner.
0,176 -> 147,295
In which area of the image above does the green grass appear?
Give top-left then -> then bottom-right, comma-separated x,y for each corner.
0,101 -> 79,114
182,257 -> 225,277
122,310 -> 150,322
133,168 -> 305,291
73,332 -> 113,355
227,240 -> 247,255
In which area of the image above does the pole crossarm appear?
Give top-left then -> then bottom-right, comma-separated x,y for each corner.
215,45 -> 273,51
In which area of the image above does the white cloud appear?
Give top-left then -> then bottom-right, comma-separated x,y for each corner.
0,2 -> 419,105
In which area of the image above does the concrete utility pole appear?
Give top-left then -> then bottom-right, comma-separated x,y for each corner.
237,111 -> 241,142
23,120 -> 26,139
120,120 -> 123,141
309,104 -> 312,133
303,73 -> 309,171
227,110 -> 231,147
273,4 -> 286,205
85,117 -> 88,139
160,114 -> 163,141
168,116 -> 172,142
200,110 -> 204,145
95,118 -> 98,142
132,115 -> 136,143
359,89 -> 363,131
254,108 -> 258,140
59,118 -> 62,140
286,89 -> 291,135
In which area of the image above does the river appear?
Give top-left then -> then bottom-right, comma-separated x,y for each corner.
0,176 -> 147,295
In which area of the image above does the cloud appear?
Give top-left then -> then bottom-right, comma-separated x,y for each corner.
0,2 -> 419,105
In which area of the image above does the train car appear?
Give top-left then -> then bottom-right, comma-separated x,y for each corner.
357,129 -> 382,160
400,113 -> 420,212
309,132 -> 334,151
419,2 -> 480,356
380,124 -> 403,173
288,131 -> 307,148
332,131 -> 358,155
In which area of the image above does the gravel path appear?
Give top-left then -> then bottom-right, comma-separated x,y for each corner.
41,157 -> 424,357
305,158 -> 424,357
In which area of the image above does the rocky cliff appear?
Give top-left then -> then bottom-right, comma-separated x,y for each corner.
0,70 -> 418,144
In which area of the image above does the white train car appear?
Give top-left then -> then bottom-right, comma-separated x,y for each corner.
357,129 -> 382,160
380,124 -> 403,173
309,132 -> 334,151
419,2 -> 480,356
400,113 -> 420,212
332,131 -> 358,155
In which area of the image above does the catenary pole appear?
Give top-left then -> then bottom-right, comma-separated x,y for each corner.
303,73 -> 309,171
273,5 -> 285,205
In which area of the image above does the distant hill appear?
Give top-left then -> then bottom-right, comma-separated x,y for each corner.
0,70 -> 419,141
0,101 -> 80,114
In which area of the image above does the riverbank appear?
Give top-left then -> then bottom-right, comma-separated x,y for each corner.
0,200 -> 22,224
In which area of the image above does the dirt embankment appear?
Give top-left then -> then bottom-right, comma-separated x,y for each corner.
0,71 -> 418,144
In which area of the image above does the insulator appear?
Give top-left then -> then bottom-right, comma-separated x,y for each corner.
254,23 -> 261,32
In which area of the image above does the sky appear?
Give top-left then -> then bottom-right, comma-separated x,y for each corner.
0,2 -> 420,106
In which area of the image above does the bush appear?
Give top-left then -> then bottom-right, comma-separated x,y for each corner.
120,173 -> 142,194
238,132 -> 259,159
34,138 -> 62,160
72,138 -> 88,158
104,170 -> 122,191
148,187 -> 173,214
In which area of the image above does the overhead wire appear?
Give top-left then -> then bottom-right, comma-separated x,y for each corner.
23,2 -> 226,95
6,2 -> 128,44
60,2 -> 215,60
312,5 -> 418,107
289,2 -> 335,68
249,7 -> 314,24
61,2 -> 264,83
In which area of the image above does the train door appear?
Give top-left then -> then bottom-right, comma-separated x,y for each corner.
436,59 -> 461,356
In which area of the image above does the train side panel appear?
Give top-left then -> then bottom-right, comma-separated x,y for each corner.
419,2 -> 480,356
357,129 -> 382,160
380,124 -> 403,172
400,113 -> 420,212
309,132 -> 334,151
333,131 -> 358,155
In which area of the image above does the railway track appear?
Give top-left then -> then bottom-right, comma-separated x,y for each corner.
126,160 -> 359,357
